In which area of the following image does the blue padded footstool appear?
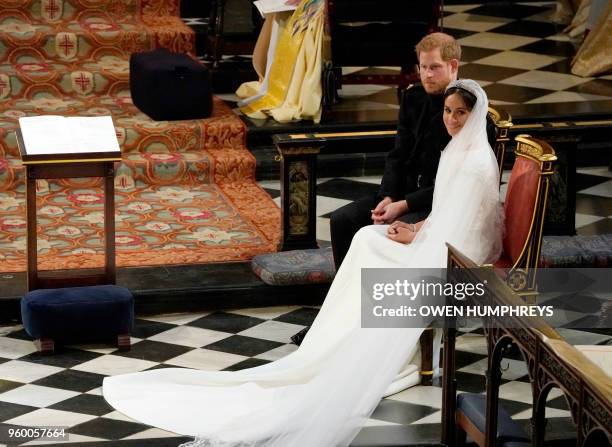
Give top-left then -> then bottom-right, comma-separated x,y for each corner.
21,285 -> 134,353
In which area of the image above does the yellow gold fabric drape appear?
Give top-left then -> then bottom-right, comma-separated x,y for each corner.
239,0 -> 325,123
571,1 -> 612,76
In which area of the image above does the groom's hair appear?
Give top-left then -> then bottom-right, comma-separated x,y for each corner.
415,33 -> 462,62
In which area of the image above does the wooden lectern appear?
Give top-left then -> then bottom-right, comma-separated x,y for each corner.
16,116 -> 121,290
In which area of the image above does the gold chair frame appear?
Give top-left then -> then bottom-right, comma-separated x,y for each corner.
499,135 -> 557,299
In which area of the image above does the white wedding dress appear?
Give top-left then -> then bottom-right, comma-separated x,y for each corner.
103,80 -> 503,447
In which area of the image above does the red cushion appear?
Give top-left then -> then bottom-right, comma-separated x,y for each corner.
502,157 -> 540,266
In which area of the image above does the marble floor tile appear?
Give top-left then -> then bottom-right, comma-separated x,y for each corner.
101,410 -> 138,422
164,348 -> 247,370
442,13 -> 513,32
71,355 -> 157,376
363,417 -> 402,427
500,70 -> 591,91
460,45 -> 500,62
48,394 -> 113,417
113,340 -> 192,363
227,306 -> 302,320
410,410 -> 442,425
459,357 -> 529,381
493,19 -> 563,38
317,217 -> 331,241
22,433 -> 105,445
458,32 -> 540,51
0,337 -> 37,360
123,427 -> 181,439
238,320 -> 305,344
69,417 -> 148,440
6,408 -> 96,428
467,3 -> 550,19
0,361 -> 63,384
484,82 -> 552,103
203,335 -> 283,357
578,179 -> 612,198
0,384 -> 79,408
576,167 -> 612,178
515,39 -> 577,57
148,326 -> 232,349
459,63 -> 526,82
188,312 -> 267,334
386,385 -> 444,409
138,311 -> 212,325
475,50 -> 563,70
498,381 -> 534,404
526,91 -> 611,103
254,343 -> 298,361
444,4 -> 481,13
575,213 -> 605,228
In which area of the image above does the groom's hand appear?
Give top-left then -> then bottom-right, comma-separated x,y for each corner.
374,200 -> 408,224
371,197 -> 392,224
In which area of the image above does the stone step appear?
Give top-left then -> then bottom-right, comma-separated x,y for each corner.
0,16 -> 193,63
0,57 -> 130,99
0,0 -> 180,22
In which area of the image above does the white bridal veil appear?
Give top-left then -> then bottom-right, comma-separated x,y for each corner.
103,79 -> 503,447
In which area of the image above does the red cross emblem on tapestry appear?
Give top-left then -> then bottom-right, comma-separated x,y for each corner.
70,71 -> 94,95
55,32 -> 77,60
42,0 -> 63,21
0,74 -> 10,100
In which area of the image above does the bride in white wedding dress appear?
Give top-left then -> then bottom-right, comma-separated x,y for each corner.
103,79 -> 503,447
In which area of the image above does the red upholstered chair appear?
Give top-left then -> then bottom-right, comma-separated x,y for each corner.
494,135 -> 557,301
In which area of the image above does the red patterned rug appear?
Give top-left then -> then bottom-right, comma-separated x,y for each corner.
0,0 -> 280,272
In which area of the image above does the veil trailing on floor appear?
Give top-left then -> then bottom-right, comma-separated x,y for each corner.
103,80 -> 503,447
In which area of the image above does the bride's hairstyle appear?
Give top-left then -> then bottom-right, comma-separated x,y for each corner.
443,85 -> 477,110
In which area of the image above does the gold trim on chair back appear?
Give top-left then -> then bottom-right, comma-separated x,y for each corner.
500,134 -> 557,298
487,106 -> 512,181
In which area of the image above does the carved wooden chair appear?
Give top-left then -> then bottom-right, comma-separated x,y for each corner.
322,0 -> 443,104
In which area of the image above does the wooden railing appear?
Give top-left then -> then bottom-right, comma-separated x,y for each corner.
442,244 -> 612,447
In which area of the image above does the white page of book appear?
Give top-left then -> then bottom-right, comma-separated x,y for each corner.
253,0 -> 297,17
18,115 -> 120,155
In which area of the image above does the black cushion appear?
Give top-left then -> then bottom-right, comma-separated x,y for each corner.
130,48 -> 212,121
457,393 -> 529,447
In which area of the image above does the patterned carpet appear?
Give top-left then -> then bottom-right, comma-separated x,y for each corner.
0,0 -> 280,272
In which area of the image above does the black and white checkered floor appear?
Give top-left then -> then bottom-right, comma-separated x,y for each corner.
1,1 -> 610,445
0,166 -> 610,446
1,306 -> 610,447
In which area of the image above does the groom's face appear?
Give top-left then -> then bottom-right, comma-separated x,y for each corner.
418,48 -> 459,95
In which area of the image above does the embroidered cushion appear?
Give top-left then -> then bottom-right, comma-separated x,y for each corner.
252,247 -> 336,286
540,234 -> 612,267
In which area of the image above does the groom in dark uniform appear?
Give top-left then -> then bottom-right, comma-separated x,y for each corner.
330,33 -> 494,269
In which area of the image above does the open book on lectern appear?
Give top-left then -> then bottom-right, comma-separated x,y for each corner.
18,115 -> 121,160
253,0 -> 297,17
